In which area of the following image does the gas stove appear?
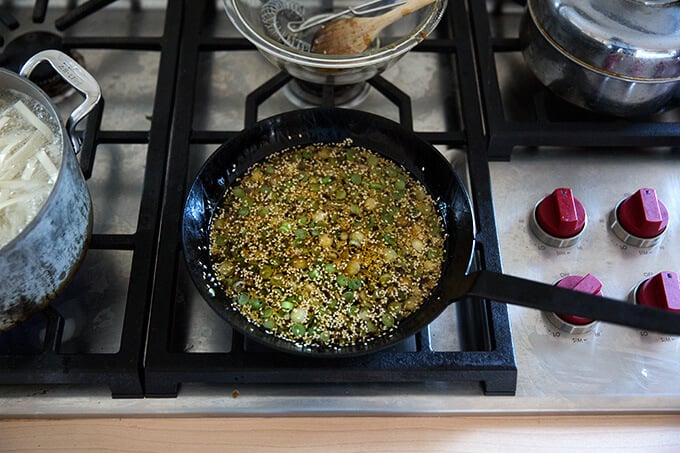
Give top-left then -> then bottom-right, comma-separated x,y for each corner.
0,0 -> 679,416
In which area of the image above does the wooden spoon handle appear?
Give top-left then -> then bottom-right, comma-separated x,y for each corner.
311,0 -> 438,55
369,0 -> 437,32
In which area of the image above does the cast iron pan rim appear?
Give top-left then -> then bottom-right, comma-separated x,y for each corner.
181,107 -> 476,358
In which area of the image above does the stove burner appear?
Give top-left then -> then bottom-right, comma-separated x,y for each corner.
0,31 -> 85,100
283,79 -> 371,107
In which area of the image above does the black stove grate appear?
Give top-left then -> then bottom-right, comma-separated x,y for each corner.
0,0 -> 184,398
470,0 -> 680,160
143,0 -> 516,398
0,0 -> 518,399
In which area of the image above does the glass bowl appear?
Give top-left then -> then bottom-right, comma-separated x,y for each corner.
223,0 -> 448,86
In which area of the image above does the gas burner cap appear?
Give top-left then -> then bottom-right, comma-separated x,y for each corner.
0,31 -> 85,101
283,79 -> 371,108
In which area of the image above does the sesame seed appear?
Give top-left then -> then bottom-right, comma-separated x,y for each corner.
208,143 -> 445,348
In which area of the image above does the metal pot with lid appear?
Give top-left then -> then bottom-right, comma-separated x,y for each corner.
0,50 -> 101,332
520,0 -> 680,117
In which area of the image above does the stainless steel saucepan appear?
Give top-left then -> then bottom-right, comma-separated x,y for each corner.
0,50 -> 101,331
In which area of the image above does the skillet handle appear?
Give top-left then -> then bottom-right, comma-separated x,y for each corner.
464,270 -> 680,335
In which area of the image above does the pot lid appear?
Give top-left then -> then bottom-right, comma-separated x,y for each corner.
527,0 -> 680,81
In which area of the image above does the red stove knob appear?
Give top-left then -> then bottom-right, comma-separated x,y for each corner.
611,188 -> 669,248
633,272 -> 680,313
546,274 -> 603,334
531,188 -> 587,247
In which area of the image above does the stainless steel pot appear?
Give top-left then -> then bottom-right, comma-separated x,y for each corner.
0,50 -> 101,332
520,0 -> 680,117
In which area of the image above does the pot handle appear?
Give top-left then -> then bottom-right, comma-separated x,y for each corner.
19,49 -> 102,154
462,270 -> 680,335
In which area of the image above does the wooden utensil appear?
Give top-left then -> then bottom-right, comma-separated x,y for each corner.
311,0 -> 436,55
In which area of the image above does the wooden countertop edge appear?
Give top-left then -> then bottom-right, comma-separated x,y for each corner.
2,415 -> 680,452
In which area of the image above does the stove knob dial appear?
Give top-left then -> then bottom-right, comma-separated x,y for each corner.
611,188 -> 669,248
531,188 -> 587,248
633,272 -> 680,313
545,274 -> 603,334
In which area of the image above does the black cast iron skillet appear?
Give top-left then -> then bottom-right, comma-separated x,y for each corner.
182,108 -> 680,357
